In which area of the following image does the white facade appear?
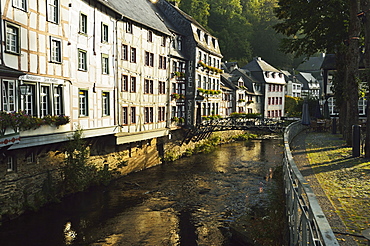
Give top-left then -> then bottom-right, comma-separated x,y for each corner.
264,72 -> 286,118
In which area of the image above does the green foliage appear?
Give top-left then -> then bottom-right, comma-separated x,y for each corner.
178,0 -> 294,68
0,111 -> 70,135
232,133 -> 257,141
274,0 -> 349,57
62,127 -> 115,194
230,112 -> 261,118
284,95 -> 303,117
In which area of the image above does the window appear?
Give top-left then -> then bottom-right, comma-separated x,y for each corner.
131,107 -> 136,123
126,22 -> 132,33
145,52 -> 154,67
177,37 -> 182,50
5,22 -> 20,54
122,44 -> 128,60
47,0 -> 59,23
79,90 -> 88,116
102,92 -> 110,116
130,47 -> 136,63
50,37 -> 62,63
78,49 -> 87,71
159,55 -> 166,69
79,13 -> 87,34
2,80 -> 15,112
148,30 -> 153,42
24,84 -> 35,115
130,77 -> 136,92
144,107 -> 153,123
101,23 -> 108,42
121,75 -> 128,92
101,54 -> 109,74
40,86 -> 50,117
13,0 -> 26,10
53,86 -> 63,115
26,152 -> 35,163
159,81 -> 166,94
144,79 -> 153,94
158,107 -> 165,121
6,156 -> 15,172
161,36 -> 166,47
122,107 -> 128,125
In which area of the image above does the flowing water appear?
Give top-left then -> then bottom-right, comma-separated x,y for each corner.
0,138 -> 283,246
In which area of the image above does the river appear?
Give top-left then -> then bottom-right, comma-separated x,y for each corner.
0,138 -> 284,246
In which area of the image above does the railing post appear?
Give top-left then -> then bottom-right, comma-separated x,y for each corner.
362,228 -> 370,246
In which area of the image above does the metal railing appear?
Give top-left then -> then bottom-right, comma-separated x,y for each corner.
283,121 -> 339,245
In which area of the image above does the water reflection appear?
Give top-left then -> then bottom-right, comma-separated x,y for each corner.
0,139 -> 283,246
64,221 -> 77,245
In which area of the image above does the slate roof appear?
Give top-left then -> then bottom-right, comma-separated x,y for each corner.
296,55 -> 325,71
242,57 -> 281,73
98,0 -> 171,35
0,64 -> 25,77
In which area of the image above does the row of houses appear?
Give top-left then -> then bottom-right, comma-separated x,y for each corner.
0,0 -> 295,160
0,0 -> 334,175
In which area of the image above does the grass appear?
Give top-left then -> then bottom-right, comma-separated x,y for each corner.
305,133 -> 370,245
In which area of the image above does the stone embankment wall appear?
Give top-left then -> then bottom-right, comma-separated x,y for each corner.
0,129 -> 246,223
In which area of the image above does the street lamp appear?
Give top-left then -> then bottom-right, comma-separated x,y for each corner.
19,83 -> 30,112
19,83 -> 30,96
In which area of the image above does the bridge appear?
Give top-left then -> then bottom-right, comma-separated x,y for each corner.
181,117 -> 285,145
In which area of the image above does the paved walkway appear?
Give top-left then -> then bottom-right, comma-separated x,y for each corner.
291,131 -> 369,246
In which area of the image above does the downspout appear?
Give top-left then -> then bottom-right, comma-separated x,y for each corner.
114,18 -> 118,127
0,0 -> 4,65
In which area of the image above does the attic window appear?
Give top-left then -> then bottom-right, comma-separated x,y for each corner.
212,38 -> 216,47
278,73 -> 282,78
204,34 -> 208,44
265,72 -> 269,78
197,29 -> 201,39
272,73 -> 275,78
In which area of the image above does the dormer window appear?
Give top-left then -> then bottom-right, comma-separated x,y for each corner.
126,21 -> 132,33
265,72 -> 269,78
148,30 -> 153,42
177,36 -> 182,50
197,29 -> 201,39
204,34 -> 208,44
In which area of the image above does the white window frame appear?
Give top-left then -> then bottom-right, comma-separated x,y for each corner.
53,86 -> 63,115
40,85 -> 51,117
24,84 -> 35,116
79,12 -> 88,34
47,0 -> 59,23
5,22 -> 20,54
101,23 -> 108,42
6,156 -> 15,172
79,89 -> 88,117
2,80 -> 16,112
13,0 -> 27,11
78,49 -> 87,71
50,37 -> 62,63
102,92 -> 110,116
102,54 -> 109,74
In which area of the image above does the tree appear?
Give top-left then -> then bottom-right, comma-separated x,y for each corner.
179,0 -> 210,27
360,0 -> 370,157
274,0 -> 360,145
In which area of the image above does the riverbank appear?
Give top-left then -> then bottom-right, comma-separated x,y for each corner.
291,131 -> 370,246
